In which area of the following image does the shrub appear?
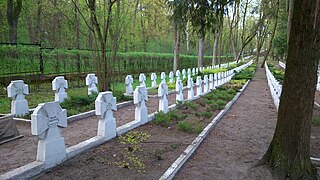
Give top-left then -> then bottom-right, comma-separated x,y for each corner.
177,121 -> 193,133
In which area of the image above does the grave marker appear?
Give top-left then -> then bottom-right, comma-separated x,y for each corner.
139,73 -> 146,87
134,86 -> 148,124
86,74 -> 98,95
169,71 -> 174,83
203,75 -> 209,93
7,80 -> 29,116
158,82 -> 169,113
196,76 -> 202,96
31,101 -> 67,165
125,75 -> 134,94
175,80 -> 184,102
182,69 -> 186,80
161,72 -> 166,83
187,77 -> 194,100
95,92 -> 117,139
52,76 -> 68,103
151,73 -> 157,88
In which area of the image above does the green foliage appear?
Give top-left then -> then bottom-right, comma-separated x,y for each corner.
60,93 -> 98,116
232,64 -> 256,80
153,110 -> 187,127
186,102 -> 199,110
115,131 -> 151,173
268,63 -> 285,83
312,116 -> 320,125
177,121 -> 193,133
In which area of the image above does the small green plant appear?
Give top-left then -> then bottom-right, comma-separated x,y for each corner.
178,121 -> 193,133
153,110 -> 186,127
312,116 -> 320,125
114,131 -> 151,173
194,122 -> 203,134
202,111 -> 213,118
216,99 -> 227,106
186,102 -> 199,110
210,103 -> 224,110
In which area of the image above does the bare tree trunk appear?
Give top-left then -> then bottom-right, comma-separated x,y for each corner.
260,0 -> 320,178
186,20 -> 190,55
6,0 -> 22,44
173,20 -> 180,72
261,0 -> 280,67
35,0 -> 42,44
212,30 -> 219,66
197,32 -> 204,68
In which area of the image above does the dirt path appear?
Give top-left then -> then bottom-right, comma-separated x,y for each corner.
175,67 -> 278,179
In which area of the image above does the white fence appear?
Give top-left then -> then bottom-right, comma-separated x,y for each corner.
265,62 -> 282,109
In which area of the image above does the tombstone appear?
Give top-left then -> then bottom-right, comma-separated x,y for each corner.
187,77 -> 194,100
176,70 -> 181,81
196,68 -> 199,75
151,73 -> 157,88
209,74 -> 214,90
158,82 -> 169,114
203,75 -> 209,93
52,76 -> 68,103
95,91 -> 117,139
187,68 -> 192,79
0,115 -> 23,144
195,76 -> 202,96
125,75 -> 134,95
85,74 -> 98,95
169,71 -> 174,83
161,72 -> 166,83
192,68 -> 196,76
139,73 -> 146,87
7,80 -> 29,116
31,101 -> 67,165
182,69 -> 186,80
217,72 -> 221,86
134,86 -> 148,125
175,80 -> 184,102
214,73 -> 218,88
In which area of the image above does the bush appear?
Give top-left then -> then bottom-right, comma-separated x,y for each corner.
60,93 -> 98,116
153,110 -> 186,127
177,121 -> 193,133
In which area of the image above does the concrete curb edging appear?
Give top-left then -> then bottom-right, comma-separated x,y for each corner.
159,80 -> 251,180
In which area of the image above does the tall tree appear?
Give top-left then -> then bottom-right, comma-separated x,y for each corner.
6,0 -> 22,43
260,0 -> 320,178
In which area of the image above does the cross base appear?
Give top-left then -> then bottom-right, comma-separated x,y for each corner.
37,136 -> 66,167
97,117 -> 117,140
159,98 -> 168,114
135,106 -> 148,125
11,99 -> 29,117
55,93 -> 67,103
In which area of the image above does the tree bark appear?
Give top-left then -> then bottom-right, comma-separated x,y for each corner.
173,20 -> 180,72
261,0 -> 320,178
197,31 -> 205,68
6,0 -> 22,44
212,30 -> 219,66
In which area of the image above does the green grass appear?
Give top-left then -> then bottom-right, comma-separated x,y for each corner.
177,121 -> 193,133
153,110 -> 187,127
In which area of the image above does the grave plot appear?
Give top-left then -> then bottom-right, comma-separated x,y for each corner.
36,66 -> 255,179
0,60 -> 252,178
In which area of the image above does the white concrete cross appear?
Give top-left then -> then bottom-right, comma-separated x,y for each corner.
85,74 -> 98,95
196,76 -> 202,96
31,101 -> 67,165
134,86 -> 148,124
95,91 -> 117,139
187,68 -> 191,79
217,72 -> 221,86
151,73 -> 157,88
175,79 -> 184,102
125,75 -> 134,94
169,71 -> 174,83
192,68 -> 196,76
214,73 -> 218,88
7,80 -> 29,116
176,70 -> 181,81
187,77 -> 194,100
196,68 -> 199,75
203,75 -> 209,93
209,74 -> 214,90
182,69 -> 186,80
161,72 -> 166,83
52,76 -> 68,103
158,82 -> 169,114
139,73 -> 146,87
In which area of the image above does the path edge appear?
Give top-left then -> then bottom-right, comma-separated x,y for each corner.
159,80 -> 251,180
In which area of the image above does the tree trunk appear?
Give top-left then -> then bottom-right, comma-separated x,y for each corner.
198,32 -> 204,68
186,20 -> 190,55
261,0 -> 280,68
6,0 -> 22,44
261,0 -> 320,178
35,0 -> 42,44
173,20 -> 180,72
212,30 -> 219,66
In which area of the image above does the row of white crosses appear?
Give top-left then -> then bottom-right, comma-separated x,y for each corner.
28,61 -> 252,166
265,62 -> 282,109
7,74 -> 99,116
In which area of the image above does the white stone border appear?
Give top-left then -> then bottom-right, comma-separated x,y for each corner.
159,80 -> 251,180
0,60 -> 254,180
